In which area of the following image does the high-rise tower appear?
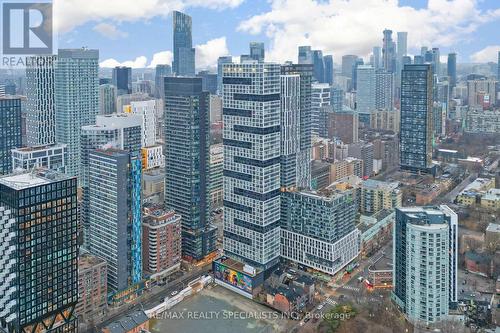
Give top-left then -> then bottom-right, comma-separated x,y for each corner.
172,11 -> 195,76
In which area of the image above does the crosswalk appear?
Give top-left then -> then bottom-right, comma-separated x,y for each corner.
331,284 -> 361,292
325,297 -> 337,306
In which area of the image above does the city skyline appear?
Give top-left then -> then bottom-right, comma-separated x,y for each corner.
52,1 -> 500,69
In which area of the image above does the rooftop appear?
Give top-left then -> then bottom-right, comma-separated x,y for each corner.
79,254 -> 106,270
486,223 -> 500,233
0,170 -> 73,190
12,143 -> 67,153
104,310 -> 148,333
369,247 -> 393,272
460,177 -> 494,194
362,179 -> 400,191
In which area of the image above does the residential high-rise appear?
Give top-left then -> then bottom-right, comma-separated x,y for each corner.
280,74 -> 301,189
88,149 -> 142,291
0,170 -> 78,333
372,47 -> 381,69
312,83 -> 331,137
155,64 -> 172,98
217,56 -> 232,95
328,111 -> 359,144
210,144 -> 224,206
25,55 -> 56,145
80,114 -> 142,248
99,84 -> 117,115
400,64 -> 433,173
281,63 -> 313,190
467,77 -> 497,107
11,143 -> 67,173
222,62 -> 281,270
298,46 -> 312,64
312,50 -> 325,83
280,186 -> 360,275
0,96 -> 22,175
330,87 -> 343,112
382,29 -> 396,73
348,141 -> 374,177
55,48 -> 99,179
375,70 -> 394,110
127,100 -> 158,147
164,77 -> 216,261
356,65 -> 376,114
323,55 -> 334,85
447,53 -> 457,89
342,55 -> 358,78
249,42 -> 265,62
142,205 -> 182,278
393,206 -> 458,326
172,11 -> 195,76
112,66 -> 132,95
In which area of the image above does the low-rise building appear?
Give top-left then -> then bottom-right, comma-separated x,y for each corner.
481,189 -> 500,210
367,248 -> 393,289
101,310 -> 149,333
359,179 -> 401,214
485,223 -> 500,251
77,254 -> 108,321
142,168 -> 164,204
456,178 -> 496,206
359,209 -> 394,257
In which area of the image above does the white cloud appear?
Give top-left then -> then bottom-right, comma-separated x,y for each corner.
470,45 -> 500,63
238,0 -> 500,63
100,56 -> 148,68
195,37 -> 230,70
93,23 -> 128,39
99,37 -> 227,69
148,51 -> 174,68
54,0 -> 244,33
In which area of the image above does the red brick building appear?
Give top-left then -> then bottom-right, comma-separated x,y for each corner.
77,254 -> 108,321
142,205 -> 182,279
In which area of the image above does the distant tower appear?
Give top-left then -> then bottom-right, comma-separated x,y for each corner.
298,46 -> 313,64
396,32 -> 408,60
323,55 -> 334,85
400,64 -> 434,173
372,46 -> 381,69
342,54 -> 358,78
217,56 -> 232,95
382,29 -> 396,73
99,84 -> 117,115
249,42 -> 265,62
312,50 -> 325,83
112,66 -> 132,95
447,53 -> 457,89
155,64 -> 172,98
172,11 -> 195,76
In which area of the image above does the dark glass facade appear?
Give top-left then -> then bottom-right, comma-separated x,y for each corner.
400,64 -> 433,173
172,11 -> 195,76
0,97 -> 22,175
112,66 -> 132,95
0,171 -> 78,333
164,77 -> 216,261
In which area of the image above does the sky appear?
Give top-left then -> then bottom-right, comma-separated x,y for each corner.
54,0 -> 500,70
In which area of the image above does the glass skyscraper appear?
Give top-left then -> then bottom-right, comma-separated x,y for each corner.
55,48 -> 99,180
0,96 -> 22,175
172,11 -> 195,76
222,62 -> 281,271
323,55 -> 334,85
447,53 -> 457,89
392,206 -> 458,326
164,77 -> 216,261
112,66 -> 132,96
400,64 -> 434,173
249,42 -> 265,62
155,64 -> 172,98
0,170 -> 78,333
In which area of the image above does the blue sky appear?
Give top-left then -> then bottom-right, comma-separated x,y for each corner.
55,0 -> 500,69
